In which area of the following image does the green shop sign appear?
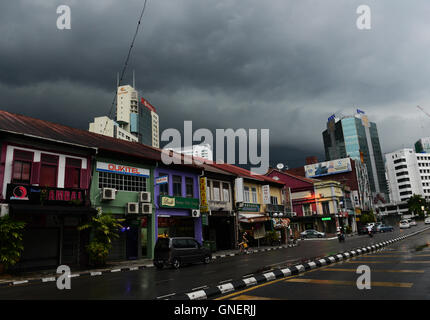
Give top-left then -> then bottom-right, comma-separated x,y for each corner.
159,195 -> 200,210
321,217 -> 332,221
241,203 -> 261,212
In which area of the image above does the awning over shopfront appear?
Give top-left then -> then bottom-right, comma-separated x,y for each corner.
239,213 -> 270,223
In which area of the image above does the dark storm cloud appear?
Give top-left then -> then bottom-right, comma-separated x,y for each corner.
1,0 -> 430,168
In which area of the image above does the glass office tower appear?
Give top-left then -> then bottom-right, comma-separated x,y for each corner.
322,112 -> 388,201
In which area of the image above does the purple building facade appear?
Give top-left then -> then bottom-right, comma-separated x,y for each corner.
154,166 -> 203,243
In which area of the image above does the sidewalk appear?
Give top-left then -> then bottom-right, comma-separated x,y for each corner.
0,242 -> 297,287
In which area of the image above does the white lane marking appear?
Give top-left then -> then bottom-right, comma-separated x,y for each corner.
192,285 -> 209,291
129,267 -> 138,271
13,280 -> 28,285
111,269 -> 121,273
157,293 -> 176,299
90,272 -> 102,276
42,277 -> 56,282
219,279 -> 233,284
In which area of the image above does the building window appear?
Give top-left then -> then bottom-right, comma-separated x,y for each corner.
207,185 -> 211,200
12,149 -> 33,184
251,187 -> 258,203
213,181 -> 221,201
303,204 -> 311,216
99,171 -> 147,192
223,183 -> 230,202
185,177 -> 194,198
65,158 -> 81,188
159,173 -> 169,195
39,154 -> 59,187
322,202 -> 330,215
173,175 -> 182,196
244,186 -> 250,203
270,196 -> 278,205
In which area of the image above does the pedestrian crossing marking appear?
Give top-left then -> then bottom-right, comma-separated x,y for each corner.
285,278 -> 413,288
322,268 -> 424,273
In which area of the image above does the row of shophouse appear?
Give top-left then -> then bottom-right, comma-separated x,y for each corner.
0,110 -> 373,271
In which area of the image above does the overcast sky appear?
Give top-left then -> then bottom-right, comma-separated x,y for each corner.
1,0 -> 430,168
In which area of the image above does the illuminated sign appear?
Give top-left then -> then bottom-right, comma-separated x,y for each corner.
321,217 -> 332,221
96,162 -> 150,177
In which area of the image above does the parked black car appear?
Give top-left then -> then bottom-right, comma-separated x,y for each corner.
153,237 -> 212,269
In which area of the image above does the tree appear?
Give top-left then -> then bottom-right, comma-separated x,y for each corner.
78,213 -> 124,266
407,194 -> 427,219
360,210 -> 376,224
0,215 -> 26,272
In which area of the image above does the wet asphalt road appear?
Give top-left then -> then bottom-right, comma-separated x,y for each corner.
216,223 -> 430,300
0,223 -> 428,299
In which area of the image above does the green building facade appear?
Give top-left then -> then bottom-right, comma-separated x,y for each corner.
89,154 -> 156,260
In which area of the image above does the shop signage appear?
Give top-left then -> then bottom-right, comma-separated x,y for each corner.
321,217 -> 332,221
159,195 -> 199,209
155,176 -> 169,185
305,158 -> 351,178
241,203 -> 261,212
199,177 -> 209,213
262,185 -> 271,204
96,162 -> 150,177
202,213 -> 209,226
235,178 -> 244,203
6,184 -> 85,205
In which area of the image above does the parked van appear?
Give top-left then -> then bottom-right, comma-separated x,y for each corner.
154,237 -> 212,269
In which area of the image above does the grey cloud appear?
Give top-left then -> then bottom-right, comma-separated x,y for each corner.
1,0 -> 430,168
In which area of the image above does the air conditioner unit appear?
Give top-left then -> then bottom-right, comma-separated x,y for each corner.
140,191 -> 151,203
102,188 -> 116,200
191,209 -> 200,218
0,204 -> 9,217
292,212 -> 297,217
141,203 -> 152,214
127,202 -> 139,214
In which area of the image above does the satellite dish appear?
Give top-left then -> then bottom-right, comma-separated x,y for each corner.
276,163 -> 284,170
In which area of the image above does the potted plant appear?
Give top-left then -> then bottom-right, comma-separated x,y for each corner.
0,215 -> 26,273
78,213 -> 124,267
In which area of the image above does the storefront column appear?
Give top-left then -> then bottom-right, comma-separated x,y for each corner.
194,216 -> 203,243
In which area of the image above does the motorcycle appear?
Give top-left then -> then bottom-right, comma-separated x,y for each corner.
337,233 -> 345,242
368,230 -> 373,237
